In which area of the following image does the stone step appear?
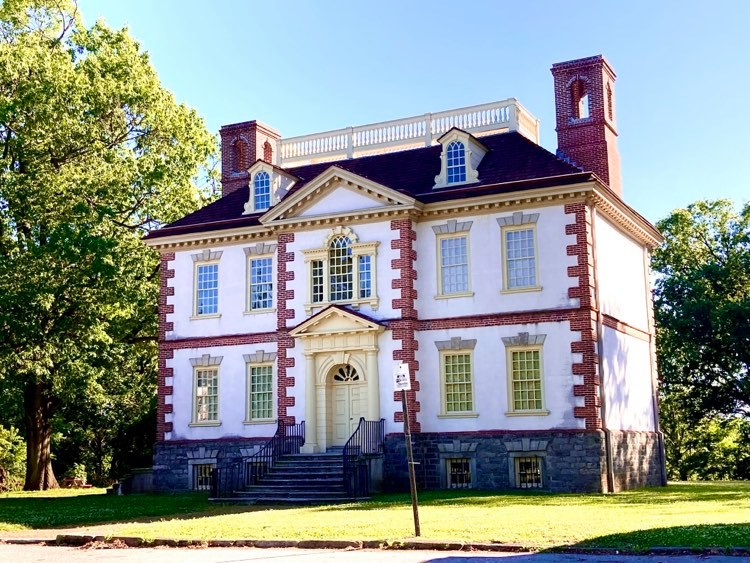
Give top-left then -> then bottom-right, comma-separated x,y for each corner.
216,495 -> 366,505
244,484 -> 347,495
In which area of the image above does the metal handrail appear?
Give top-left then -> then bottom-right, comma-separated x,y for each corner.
211,420 -> 305,498
342,417 -> 385,498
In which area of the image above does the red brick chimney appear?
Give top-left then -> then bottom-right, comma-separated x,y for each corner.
219,121 -> 281,197
551,55 -> 621,196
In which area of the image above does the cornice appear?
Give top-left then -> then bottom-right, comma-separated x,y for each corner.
589,186 -> 662,248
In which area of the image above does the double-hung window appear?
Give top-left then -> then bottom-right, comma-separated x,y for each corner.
249,257 -> 273,311
434,220 -> 472,298
193,367 -> 219,424
192,250 -> 222,319
247,364 -> 274,422
436,337 -> 477,417
303,228 -> 378,312
503,332 -> 548,416
498,213 -> 540,292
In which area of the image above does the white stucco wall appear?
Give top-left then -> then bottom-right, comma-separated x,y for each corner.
595,216 -> 649,330
168,343 -> 278,441
168,242 -> 278,340
415,206 -> 578,319
300,184 -> 385,217
415,323 -> 584,432
601,327 -> 656,431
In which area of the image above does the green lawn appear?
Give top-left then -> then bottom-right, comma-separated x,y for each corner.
1,482 -> 749,550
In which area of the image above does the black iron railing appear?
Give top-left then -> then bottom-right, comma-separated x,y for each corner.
211,420 -> 305,498
342,417 -> 385,498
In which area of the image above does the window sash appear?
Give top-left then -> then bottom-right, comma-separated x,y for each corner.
358,255 -> 372,298
195,368 -> 219,422
505,228 -> 537,289
440,236 -> 469,294
254,172 -> 271,211
311,260 -> 324,303
248,365 -> 273,420
443,352 -> 473,413
511,349 -> 543,411
446,141 -> 467,184
329,237 -> 353,302
249,257 -> 273,310
195,263 -> 219,315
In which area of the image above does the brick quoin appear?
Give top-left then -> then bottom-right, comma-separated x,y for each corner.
390,219 -> 420,432
276,233 -> 296,424
157,252 -> 175,442
565,202 -> 601,430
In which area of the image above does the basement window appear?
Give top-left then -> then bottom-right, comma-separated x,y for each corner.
446,458 -> 472,489
192,463 -> 214,491
514,456 -> 543,489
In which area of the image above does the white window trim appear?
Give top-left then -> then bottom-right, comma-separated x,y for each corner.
435,232 -> 473,299
243,350 -> 277,424
244,243 -> 277,314
436,338 -> 478,417
302,226 -> 379,313
189,354 -> 222,427
502,333 -> 549,416
190,250 -> 223,320
497,213 -> 541,294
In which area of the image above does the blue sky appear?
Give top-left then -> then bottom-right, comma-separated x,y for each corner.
78,0 -> 750,223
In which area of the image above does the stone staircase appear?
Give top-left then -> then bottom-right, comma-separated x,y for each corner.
226,450 -> 363,504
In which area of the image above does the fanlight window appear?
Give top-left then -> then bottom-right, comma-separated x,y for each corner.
254,171 -> 271,211
333,365 -> 360,382
446,141 -> 467,184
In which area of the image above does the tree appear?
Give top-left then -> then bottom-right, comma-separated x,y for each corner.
0,0 -> 215,489
653,200 -> 750,419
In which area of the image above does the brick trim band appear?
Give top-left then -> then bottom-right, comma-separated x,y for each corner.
276,233 -> 296,423
602,314 -> 651,342
157,252 -> 176,442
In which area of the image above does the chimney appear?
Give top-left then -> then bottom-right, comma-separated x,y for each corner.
551,55 -> 621,196
219,120 -> 281,197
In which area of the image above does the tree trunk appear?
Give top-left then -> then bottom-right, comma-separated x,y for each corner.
23,381 -> 59,490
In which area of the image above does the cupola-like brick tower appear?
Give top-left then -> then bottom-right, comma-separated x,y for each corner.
551,55 -> 622,196
219,121 -> 281,197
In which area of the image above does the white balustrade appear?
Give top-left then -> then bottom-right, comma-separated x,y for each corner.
279,98 -> 539,166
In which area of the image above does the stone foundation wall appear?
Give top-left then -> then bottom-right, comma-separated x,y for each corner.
153,438 -> 267,491
384,431 -> 607,493
609,430 -> 664,491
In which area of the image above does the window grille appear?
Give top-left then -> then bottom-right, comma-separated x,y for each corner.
254,171 -> 271,211
249,365 -> 273,420
447,458 -> 472,489
195,368 -> 219,422
192,463 -> 214,491
329,236 -> 353,302
249,257 -> 273,310
511,349 -> 543,411
196,263 -> 219,315
505,228 -> 536,288
440,236 -> 469,294
443,353 -> 473,412
515,456 -> 543,489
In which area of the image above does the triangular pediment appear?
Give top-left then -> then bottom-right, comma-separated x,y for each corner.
261,166 -> 418,224
289,305 -> 385,338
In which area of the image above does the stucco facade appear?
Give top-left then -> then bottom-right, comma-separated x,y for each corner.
147,55 -> 666,494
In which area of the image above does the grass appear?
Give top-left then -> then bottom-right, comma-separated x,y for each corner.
1,482 -> 748,550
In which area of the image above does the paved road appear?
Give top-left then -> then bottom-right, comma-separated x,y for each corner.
0,544 -> 747,563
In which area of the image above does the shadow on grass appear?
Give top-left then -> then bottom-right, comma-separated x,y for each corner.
0,492 -> 270,530
316,481 -> 750,512
565,522 -> 750,551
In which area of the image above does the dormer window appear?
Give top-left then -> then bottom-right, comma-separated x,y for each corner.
433,128 -> 487,189
446,141 -> 467,184
254,171 -> 271,211
242,161 -> 298,215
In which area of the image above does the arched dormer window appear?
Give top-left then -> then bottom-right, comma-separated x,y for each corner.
446,141 -> 467,184
571,78 -> 589,120
232,139 -> 246,173
253,171 -> 271,211
302,227 -> 379,312
328,235 -> 353,302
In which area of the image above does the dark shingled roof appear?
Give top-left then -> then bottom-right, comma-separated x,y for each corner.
147,131 -> 591,239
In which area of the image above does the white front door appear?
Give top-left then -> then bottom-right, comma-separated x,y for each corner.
331,365 -> 365,445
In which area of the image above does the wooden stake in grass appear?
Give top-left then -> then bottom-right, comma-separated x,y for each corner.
394,362 -> 420,537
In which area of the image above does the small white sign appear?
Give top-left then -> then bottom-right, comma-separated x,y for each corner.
393,363 -> 411,391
